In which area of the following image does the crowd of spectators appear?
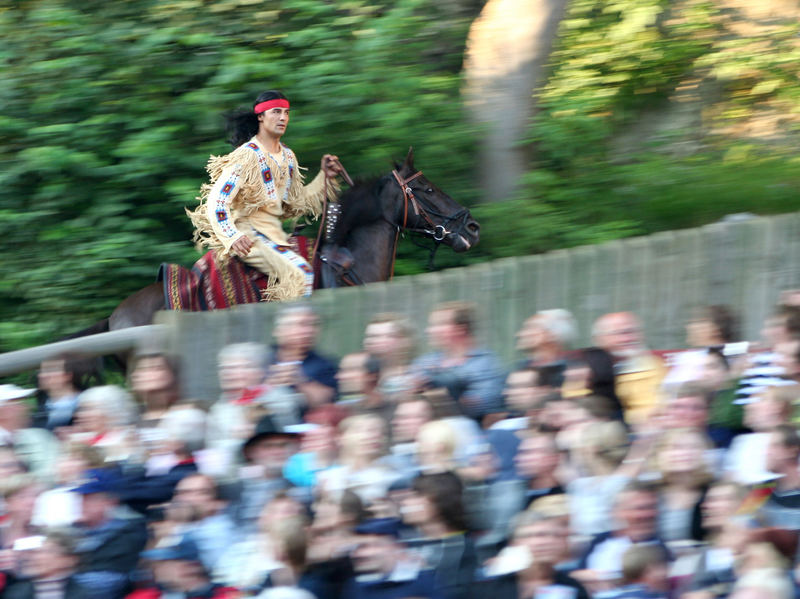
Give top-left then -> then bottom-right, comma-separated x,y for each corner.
3,295 -> 800,599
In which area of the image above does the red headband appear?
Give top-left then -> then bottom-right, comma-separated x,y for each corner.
254,99 -> 290,113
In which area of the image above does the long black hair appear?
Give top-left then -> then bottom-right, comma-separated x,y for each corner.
225,90 -> 288,148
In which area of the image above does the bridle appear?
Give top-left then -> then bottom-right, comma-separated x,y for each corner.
389,169 -> 472,275
391,169 -> 471,242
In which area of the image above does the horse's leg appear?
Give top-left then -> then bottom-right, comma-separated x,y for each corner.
104,282 -> 165,372
109,282 -> 165,330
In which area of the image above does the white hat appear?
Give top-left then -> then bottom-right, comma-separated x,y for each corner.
0,384 -> 36,403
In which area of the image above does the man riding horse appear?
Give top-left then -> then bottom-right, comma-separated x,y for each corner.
187,90 -> 343,301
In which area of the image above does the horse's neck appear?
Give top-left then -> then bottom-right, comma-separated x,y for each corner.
342,219 -> 398,283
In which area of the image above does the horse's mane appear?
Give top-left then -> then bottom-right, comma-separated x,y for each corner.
328,173 -> 392,246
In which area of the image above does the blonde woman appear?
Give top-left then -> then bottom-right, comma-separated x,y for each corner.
653,427 -> 714,543
316,414 -> 400,505
565,420 -> 651,540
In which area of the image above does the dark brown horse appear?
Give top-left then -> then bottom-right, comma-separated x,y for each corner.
105,148 -> 479,331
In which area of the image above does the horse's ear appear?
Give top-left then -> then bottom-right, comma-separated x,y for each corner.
404,146 -> 415,170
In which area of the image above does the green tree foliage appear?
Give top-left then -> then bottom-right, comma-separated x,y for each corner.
0,0 -> 478,350
480,0 -> 800,261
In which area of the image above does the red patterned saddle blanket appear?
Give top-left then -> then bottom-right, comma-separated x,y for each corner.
158,237 -> 310,311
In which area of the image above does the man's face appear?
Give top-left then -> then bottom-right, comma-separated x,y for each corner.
275,312 -> 319,352
218,357 -> 264,394
515,520 -> 567,564
515,316 -> 548,353
258,106 -> 290,138
0,399 -> 30,431
80,493 -> 114,529
346,418 -> 385,458
514,435 -> 559,479
351,535 -> 397,575
392,400 -> 432,443
615,490 -> 658,541
151,560 -> 202,591
30,540 -> 78,580
300,424 -> 336,454
173,476 -> 218,517
667,394 -> 708,430
363,322 -> 402,358
596,314 -> 643,359
336,353 -> 370,395
248,436 -> 294,475
503,370 -> 546,412
425,310 -> 459,350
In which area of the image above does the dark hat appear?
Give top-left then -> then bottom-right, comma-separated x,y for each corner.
72,468 -> 123,496
141,535 -> 201,562
354,517 -> 403,538
242,415 -> 301,457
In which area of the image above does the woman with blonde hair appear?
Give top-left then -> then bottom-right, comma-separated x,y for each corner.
565,419 -> 651,540
653,427 -> 714,543
316,414 -> 400,505
416,419 -> 459,474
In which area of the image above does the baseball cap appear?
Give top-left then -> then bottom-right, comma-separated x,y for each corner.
72,468 -> 123,496
141,535 -> 201,562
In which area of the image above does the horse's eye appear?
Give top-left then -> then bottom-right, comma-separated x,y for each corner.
426,187 -> 433,193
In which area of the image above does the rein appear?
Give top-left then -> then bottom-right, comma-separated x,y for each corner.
312,158 -> 354,268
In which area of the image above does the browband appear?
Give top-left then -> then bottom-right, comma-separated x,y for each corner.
254,99 -> 290,113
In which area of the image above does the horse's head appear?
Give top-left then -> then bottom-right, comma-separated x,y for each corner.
387,148 -> 480,252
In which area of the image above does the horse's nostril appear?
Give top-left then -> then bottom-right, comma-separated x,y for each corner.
467,221 -> 480,234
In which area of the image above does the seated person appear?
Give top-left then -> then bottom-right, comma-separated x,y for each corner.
476,510 -> 588,599
127,536 -> 238,599
342,518 -> 440,599
411,301 -> 506,422
72,468 -> 148,599
605,544 -> 670,599
573,481 -> 669,595
156,473 -> 238,573
1,529 -> 91,598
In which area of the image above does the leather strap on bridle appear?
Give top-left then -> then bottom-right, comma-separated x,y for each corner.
389,169 -> 424,279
